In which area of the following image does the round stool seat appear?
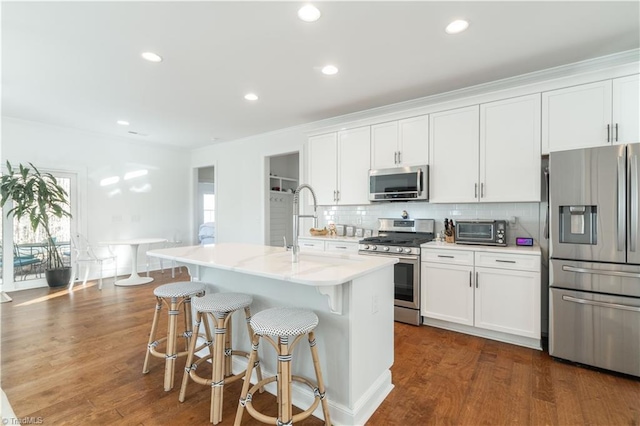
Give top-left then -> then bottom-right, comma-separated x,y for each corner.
192,292 -> 252,313
153,281 -> 206,298
250,307 -> 318,337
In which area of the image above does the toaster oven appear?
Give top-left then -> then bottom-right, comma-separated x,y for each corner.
455,220 -> 507,246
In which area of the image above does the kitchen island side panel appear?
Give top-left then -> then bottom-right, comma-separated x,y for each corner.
192,264 -> 394,425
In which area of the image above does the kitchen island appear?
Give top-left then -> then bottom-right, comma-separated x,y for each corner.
147,243 -> 397,426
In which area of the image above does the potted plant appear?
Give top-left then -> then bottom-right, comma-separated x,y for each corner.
1,161 -> 72,287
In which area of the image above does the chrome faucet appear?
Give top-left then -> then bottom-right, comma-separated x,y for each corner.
292,183 -> 318,263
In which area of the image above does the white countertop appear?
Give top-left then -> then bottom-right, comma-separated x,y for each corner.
421,241 -> 541,256
147,243 -> 396,286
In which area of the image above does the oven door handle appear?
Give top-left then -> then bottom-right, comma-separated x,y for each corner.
396,255 -> 420,260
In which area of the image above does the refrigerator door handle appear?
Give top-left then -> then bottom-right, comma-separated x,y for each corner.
562,295 -> 640,313
562,265 -> 640,279
617,155 -> 626,252
631,154 -> 638,252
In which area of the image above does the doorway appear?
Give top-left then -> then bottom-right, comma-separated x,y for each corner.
1,169 -> 78,291
266,153 -> 299,247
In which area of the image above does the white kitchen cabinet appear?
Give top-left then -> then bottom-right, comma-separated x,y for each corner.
297,238 -> 359,253
480,94 -> 541,202
429,105 -> 479,203
421,261 -> 474,326
337,127 -> 371,205
308,126 -> 370,205
429,95 -> 541,203
474,266 -> 540,339
370,115 -> 429,169
612,74 -> 640,145
297,238 -> 325,251
308,133 -> 338,205
542,75 -> 639,153
325,240 -> 359,253
421,245 -> 541,347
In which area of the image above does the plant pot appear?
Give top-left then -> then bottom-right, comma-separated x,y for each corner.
45,267 -> 72,288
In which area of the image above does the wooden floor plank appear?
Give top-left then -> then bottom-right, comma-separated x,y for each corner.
2,271 -> 639,425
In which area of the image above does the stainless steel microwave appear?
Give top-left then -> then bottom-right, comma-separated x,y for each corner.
369,165 -> 428,202
455,220 -> 507,246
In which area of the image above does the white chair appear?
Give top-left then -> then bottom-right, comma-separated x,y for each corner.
70,233 -> 117,290
146,240 -> 183,279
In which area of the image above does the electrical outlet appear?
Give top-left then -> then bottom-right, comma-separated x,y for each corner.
371,294 -> 378,314
508,216 -> 518,229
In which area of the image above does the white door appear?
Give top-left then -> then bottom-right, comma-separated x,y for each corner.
429,105 -> 480,203
474,267 -> 540,339
612,74 -> 640,145
398,115 -> 429,167
480,94 -> 541,202
421,262 -> 474,326
337,126 -> 371,205
542,80 -> 612,153
2,169 -> 78,291
370,121 -> 398,169
308,133 -> 338,205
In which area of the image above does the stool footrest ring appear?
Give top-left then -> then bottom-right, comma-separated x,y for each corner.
243,375 -> 322,425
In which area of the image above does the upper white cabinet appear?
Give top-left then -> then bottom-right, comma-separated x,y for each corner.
308,133 -> 338,205
480,94 -> 541,202
612,74 -> 640,145
370,115 -> 429,169
430,95 -> 541,203
542,74 -> 639,153
429,105 -> 479,203
308,126 -> 371,205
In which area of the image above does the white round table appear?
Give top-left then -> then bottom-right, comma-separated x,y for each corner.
99,238 -> 167,286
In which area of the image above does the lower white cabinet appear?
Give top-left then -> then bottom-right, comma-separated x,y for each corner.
297,238 -> 359,253
421,245 -> 541,347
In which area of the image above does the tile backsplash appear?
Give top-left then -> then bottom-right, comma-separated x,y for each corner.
318,201 -> 542,245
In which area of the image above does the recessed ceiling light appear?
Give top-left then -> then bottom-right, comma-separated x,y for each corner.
141,51 -> 163,62
298,4 -> 321,22
322,65 -> 339,75
244,93 -> 259,101
117,120 -> 130,126
445,20 -> 469,34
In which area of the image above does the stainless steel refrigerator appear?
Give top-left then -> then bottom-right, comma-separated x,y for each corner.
549,143 -> 640,377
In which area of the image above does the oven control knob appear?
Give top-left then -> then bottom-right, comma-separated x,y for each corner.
497,238 -> 504,244
383,246 -> 389,252
404,248 -> 412,254
371,245 -> 377,251
363,244 -> 370,250
396,247 -> 403,253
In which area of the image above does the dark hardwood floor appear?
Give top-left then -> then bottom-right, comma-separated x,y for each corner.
2,270 -> 638,425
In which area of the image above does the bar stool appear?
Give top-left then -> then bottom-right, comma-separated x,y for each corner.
234,307 -> 331,426
142,281 -> 206,391
179,292 -> 263,424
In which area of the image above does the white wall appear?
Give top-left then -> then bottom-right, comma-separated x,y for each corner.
1,117 -> 191,290
192,131 -> 306,244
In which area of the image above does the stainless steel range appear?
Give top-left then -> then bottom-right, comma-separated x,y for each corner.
359,218 -> 435,325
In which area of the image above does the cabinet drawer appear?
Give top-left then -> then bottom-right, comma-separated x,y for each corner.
421,248 -> 474,266
474,251 -> 540,272
325,241 -> 358,253
297,239 -> 325,251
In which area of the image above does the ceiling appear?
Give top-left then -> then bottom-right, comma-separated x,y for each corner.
3,1 -> 639,149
